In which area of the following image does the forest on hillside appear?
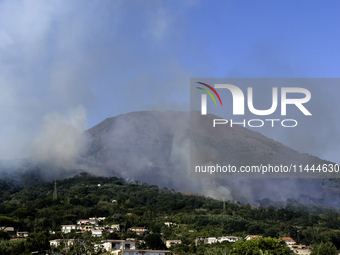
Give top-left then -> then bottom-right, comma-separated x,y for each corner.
1,173 -> 340,254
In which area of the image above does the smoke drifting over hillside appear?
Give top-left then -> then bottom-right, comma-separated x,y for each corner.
0,0 -> 192,160
0,109 -> 339,207
1,1 -> 340,207
83,111 -> 232,201
31,106 -> 88,169
82,110 -> 340,207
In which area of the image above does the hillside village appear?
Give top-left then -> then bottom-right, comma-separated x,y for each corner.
0,174 -> 340,254
3,216 -> 311,254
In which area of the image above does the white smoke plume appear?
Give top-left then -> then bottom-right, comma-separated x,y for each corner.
31,106 -> 87,169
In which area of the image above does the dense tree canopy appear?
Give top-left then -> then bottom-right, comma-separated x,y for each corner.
311,242 -> 338,255
230,237 -> 292,255
0,174 -> 339,254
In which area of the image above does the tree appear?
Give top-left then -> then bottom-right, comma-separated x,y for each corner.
311,242 -> 338,255
0,216 -> 20,230
144,233 -> 167,250
0,240 -> 10,255
189,241 -> 196,253
25,231 -> 50,253
230,237 -> 292,255
203,246 -> 227,255
0,231 -> 10,240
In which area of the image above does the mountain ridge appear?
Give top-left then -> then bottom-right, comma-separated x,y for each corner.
1,110 -> 340,207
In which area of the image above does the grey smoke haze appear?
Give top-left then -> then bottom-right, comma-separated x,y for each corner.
81,110 -> 340,206
83,111 -> 233,201
1,0 -> 340,164
1,1 -> 340,205
0,0 -> 192,160
31,106 -> 88,169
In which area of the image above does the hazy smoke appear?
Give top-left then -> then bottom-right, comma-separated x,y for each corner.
1,1 -> 339,207
0,0 -> 193,161
31,106 -> 88,169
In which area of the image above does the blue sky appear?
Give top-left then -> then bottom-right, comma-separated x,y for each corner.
0,0 -> 339,160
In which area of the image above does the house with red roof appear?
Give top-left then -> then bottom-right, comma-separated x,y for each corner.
282,237 -> 296,246
245,235 -> 262,240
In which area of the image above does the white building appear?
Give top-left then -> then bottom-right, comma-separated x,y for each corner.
105,240 -> 136,251
17,231 -> 29,237
129,227 -> 147,235
49,239 -> 84,247
61,225 -> 77,233
92,229 -> 103,237
195,236 -> 240,245
205,237 -> 218,244
90,217 -> 106,221
219,236 -> 239,242
1,227 -> 14,232
164,222 -> 176,227
282,237 -> 296,246
77,219 -> 98,225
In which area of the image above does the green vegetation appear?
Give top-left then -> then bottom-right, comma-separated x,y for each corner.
230,237 -> 292,254
0,173 -> 340,254
310,242 -> 338,255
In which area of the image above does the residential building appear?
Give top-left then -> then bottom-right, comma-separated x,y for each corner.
194,237 -> 205,246
166,240 -> 182,248
17,231 -> 29,237
101,242 -> 113,252
245,235 -> 262,240
164,222 -> 176,227
77,219 -> 98,225
92,229 -> 103,237
110,224 -> 120,231
78,225 -> 94,232
195,236 -> 240,245
94,243 -> 105,251
49,239 -> 85,247
90,217 -> 106,221
282,237 -> 296,246
129,227 -> 147,235
205,237 -> 218,244
98,224 -> 120,232
1,227 -> 14,232
220,236 -> 239,242
103,240 -> 136,251
290,245 -> 311,255
61,225 -> 77,233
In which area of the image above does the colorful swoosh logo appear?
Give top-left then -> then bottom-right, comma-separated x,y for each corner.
196,82 -> 223,106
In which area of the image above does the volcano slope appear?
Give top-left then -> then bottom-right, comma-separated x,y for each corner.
83,110 -> 340,207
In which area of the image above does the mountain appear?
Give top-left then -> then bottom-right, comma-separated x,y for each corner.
82,111 -> 340,207
1,110 -> 340,207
